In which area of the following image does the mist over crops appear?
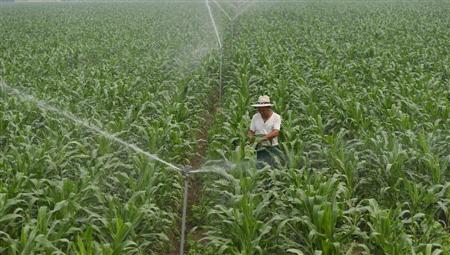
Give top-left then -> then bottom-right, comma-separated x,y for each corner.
0,0 -> 449,254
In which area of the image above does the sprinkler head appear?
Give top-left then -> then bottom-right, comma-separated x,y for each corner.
182,166 -> 193,177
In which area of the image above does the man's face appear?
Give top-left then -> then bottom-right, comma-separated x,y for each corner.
257,106 -> 271,116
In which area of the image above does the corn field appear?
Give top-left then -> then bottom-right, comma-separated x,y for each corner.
1,1 -> 449,255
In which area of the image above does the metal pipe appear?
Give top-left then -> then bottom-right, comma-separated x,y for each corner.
179,170 -> 190,255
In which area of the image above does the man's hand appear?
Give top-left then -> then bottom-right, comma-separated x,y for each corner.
263,130 -> 280,142
248,132 -> 267,145
248,130 -> 280,145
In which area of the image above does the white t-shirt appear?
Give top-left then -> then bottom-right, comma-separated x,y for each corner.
250,112 -> 282,146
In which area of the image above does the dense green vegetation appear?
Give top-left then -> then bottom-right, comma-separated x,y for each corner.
196,1 -> 450,254
0,3 -> 219,254
1,1 -> 449,255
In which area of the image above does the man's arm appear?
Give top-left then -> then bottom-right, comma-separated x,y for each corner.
262,129 -> 279,141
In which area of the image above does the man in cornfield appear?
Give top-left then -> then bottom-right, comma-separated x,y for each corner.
248,95 -> 283,169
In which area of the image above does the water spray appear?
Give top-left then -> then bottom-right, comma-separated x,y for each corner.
212,0 -> 232,20
233,0 -> 255,20
1,2 -> 258,253
206,0 -> 222,49
0,81 -> 182,173
205,0 -> 225,101
2,80 -> 241,255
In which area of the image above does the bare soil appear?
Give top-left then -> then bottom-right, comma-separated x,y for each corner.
167,89 -> 220,255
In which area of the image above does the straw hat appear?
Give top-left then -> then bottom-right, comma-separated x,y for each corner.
252,95 -> 273,107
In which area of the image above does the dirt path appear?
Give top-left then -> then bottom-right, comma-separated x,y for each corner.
178,21 -> 236,255
185,89 -> 220,251
167,87 -> 220,255
169,17 -> 234,255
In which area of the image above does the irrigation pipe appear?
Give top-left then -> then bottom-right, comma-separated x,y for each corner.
179,168 -> 191,255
